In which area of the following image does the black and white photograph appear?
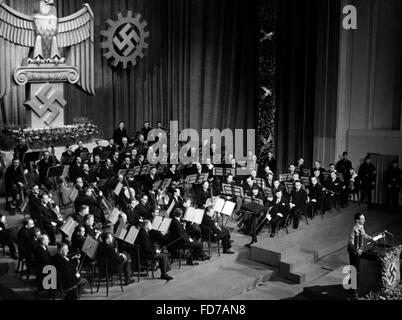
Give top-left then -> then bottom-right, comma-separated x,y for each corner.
0,0 -> 401,311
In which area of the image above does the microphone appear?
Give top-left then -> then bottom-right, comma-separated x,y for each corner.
383,230 -> 394,237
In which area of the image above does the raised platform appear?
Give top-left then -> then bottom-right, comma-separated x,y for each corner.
250,204 -> 397,285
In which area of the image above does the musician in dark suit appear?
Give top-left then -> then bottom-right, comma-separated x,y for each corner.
33,234 -> 52,288
37,194 -> 63,245
385,160 -> 402,207
17,219 -> 36,267
28,185 -> 42,220
0,214 -> 18,259
141,121 -> 152,141
165,164 -> 182,182
267,190 -> 290,237
97,232 -> 135,285
74,141 -> 89,157
68,157 -> 84,183
143,167 -> 158,195
61,145 -> 75,165
113,122 -> 128,147
290,181 -> 308,229
243,176 -> 260,196
37,151 -> 56,187
118,138 -> 132,160
201,208 -> 233,254
167,208 -> 209,265
71,225 -> 86,254
167,188 -> 184,218
133,194 -> 154,221
92,140 -> 104,158
195,181 -> 211,209
124,198 -> 141,227
105,138 -> 118,155
74,187 -> 105,224
135,220 -> 173,281
82,214 -> 101,240
4,158 -> 25,208
53,242 -> 88,299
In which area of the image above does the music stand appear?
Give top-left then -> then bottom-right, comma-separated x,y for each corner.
118,169 -> 128,177
222,183 -> 244,198
140,164 -> 151,176
47,165 -> 64,179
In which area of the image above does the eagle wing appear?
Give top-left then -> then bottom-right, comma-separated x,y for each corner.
57,4 -> 94,95
0,1 -> 35,98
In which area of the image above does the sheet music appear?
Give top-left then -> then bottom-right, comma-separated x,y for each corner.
184,207 -> 205,224
60,217 -> 79,239
82,236 -> 99,259
114,182 -> 123,196
124,226 -> 139,244
108,208 -> 121,225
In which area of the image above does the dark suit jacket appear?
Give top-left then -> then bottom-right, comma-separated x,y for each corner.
37,204 -> 59,226
28,193 -> 42,219
290,188 -> 308,210
201,214 -> 220,235
309,184 -> 323,202
74,147 -> 89,157
34,245 -> 52,269
134,202 -> 153,220
168,218 -> 189,244
124,205 -> 141,227
325,177 -> 343,193
135,228 -> 156,259
195,187 -> 210,208
97,242 -> 124,273
270,197 -> 290,219
53,254 -> 80,290
4,165 -> 24,187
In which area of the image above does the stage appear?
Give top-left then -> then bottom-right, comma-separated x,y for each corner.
0,200 -> 400,300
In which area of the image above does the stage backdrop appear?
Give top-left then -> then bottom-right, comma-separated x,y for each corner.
0,0 -> 257,139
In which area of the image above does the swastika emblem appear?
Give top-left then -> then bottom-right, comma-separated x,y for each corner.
100,11 -> 149,69
25,83 -> 67,126
113,23 -> 140,57
385,262 -> 398,286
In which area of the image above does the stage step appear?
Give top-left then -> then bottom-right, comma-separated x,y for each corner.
284,263 -> 328,284
279,252 -> 315,275
249,240 -> 300,268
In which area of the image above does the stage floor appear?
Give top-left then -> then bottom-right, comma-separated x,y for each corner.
0,200 -> 401,300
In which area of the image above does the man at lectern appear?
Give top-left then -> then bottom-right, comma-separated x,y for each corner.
347,213 -> 373,296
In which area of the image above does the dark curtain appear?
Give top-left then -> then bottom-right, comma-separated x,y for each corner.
275,0 -> 340,174
0,0 -> 257,139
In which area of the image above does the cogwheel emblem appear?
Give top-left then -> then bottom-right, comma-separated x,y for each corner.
100,11 -> 149,69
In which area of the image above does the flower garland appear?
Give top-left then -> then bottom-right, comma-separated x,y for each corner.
0,121 -> 100,151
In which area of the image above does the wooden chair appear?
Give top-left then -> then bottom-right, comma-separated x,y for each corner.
200,225 -> 220,258
133,245 -> 155,282
57,271 -> 79,300
96,258 -> 124,297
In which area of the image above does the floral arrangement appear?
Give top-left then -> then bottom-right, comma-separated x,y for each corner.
0,119 -> 100,151
359,245 -> 402,300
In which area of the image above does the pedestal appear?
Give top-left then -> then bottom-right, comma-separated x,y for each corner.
13,63 -> 79,129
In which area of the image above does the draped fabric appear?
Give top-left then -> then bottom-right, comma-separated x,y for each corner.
0,0 -> 257,139
275,0 -> 340,174
369,153 -> 399,205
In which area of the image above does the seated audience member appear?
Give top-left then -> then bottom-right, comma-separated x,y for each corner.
201,207 -> 234,254
324,171 -> 347,209
92,140 -> 104,158
272,180 -> 284,195
83,214 -> 101,240
328,163 -> 336,173
308,177 -> 323,214
4,158 -> 25,208
266,190 -> 290,238
53,242 -> 88,299
312,169 -> 324,185
97,232 -> 135,285
289,181 -> 308,229
288,164 -> 296,176
296,158 -> 305,174
312,161 -> 326,175
0,214 -> 18,259
167,208 -> 209,265
37,194 -> 63,245
135,220 -> 173,281
243,176 -> 259,196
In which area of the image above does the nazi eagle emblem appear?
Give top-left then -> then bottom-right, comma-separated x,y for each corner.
0,0 -> 95,98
